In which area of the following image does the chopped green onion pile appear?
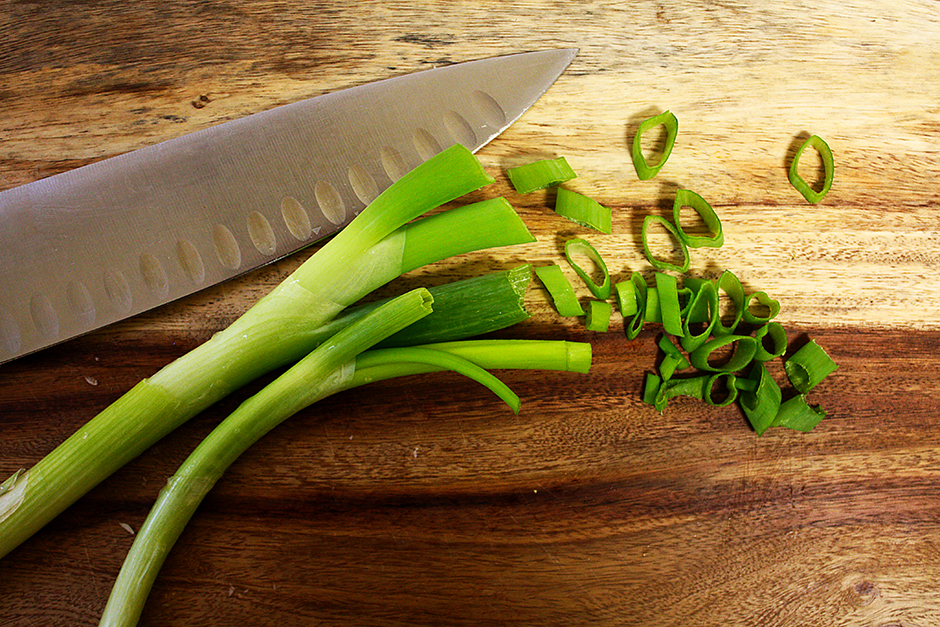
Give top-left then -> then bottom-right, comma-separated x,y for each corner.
513,113 -> 837,435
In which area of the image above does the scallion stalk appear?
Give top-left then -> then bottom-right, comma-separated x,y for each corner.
99,338 -> 590,626
0,145 -> 529,559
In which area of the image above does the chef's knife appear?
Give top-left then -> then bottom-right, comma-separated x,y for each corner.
0,48 -> 577,365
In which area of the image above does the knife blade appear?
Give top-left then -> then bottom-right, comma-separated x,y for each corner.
0,48 -> 578,365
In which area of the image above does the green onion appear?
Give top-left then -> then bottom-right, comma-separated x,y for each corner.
564,238 -> 612,300
689,334 -> 758,373
713,270 -> 745,337
772,395 -> 827,432
789,134 -> 834,204
738,362 -> 782,436
741,291 -> 780,326
642,215 -> 690,273
507,156 -> 577,193
100,336 -> 592,625
643,373 -> 664,409
673,189 -> 723,248
534,265 -> 585,317
585,300 -> 612,332
555,187 -> 612,234
753,322 -> 788,362
626,272 -> 649,340
0,145 -> 532,560
679,280 -> 718,353
631,110 -> 678,180
654,272 -> 685,337
703,373 -> 738,407
614,279 -> 638,316
657,334 -> 690,380
784,339 -> 837,393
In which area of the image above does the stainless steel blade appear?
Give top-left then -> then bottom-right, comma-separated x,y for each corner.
0,48 -> 577,364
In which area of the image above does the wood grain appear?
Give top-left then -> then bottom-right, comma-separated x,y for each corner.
2,1 -> 940,625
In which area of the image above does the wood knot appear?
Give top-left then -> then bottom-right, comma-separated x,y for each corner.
191,94 -> 211,109
852,580 -> 879,606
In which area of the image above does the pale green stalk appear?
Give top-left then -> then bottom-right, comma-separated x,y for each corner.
0,146 -> 526,559
100,338 -> 590,626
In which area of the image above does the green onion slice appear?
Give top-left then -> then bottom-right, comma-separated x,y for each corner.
507,156 -> 577,194
714,270 -> 745,337
680,280 -> 718,353
565,238 -> 612,300
657,334 -> 690,380
689,334 -> 758,373
739,362 -> 782,436
742,291 -> 781,325
789,134 -> 834,204
614,280 -> 638,316
784,339 -> 837,393
555,187 -> 612,234
631,110 -> 678,180
654,272 -> 685,337
643,372 -> 663,407
586,300 -> 612,332
534,265 -> 585,317
753,322 -> 788,362
673,189 -> 724,248
642,215 -> 690,273
773,395 -> 827,432
627,272 -> 648,340
704,373 -> 738,407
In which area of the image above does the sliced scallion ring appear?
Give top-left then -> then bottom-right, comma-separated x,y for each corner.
689,334 -> 758,373
789,134 -> 834,204
631,110 -> 678,180
642,215 -> 690,273
704,373 -> 738,407
742,291 -> 781,325
534,265 -> 584,317
585,300 -> 612,332
627,272 -> 648,340
555,188 -> 612,234
784,339 -> 837,393
614,279 -> 638,316
507,156 -> 577,194
753,322 -> 788,362
565,238 -> 612,300
772,395 -> 827,432
680,280 -> 718,353
654,272 -> 685,337
714,270 -> 745,337
739,362 -> 782,436
673,189 -> 723,248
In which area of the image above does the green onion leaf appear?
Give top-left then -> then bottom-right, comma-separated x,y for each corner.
654,272 -> 685,337
673,189 -> 724,248
784,339 -> 837,393
789,134 -> 834,204
680,280 -> 718,353
534,265 -> 585,317
714,270 -> 745,337
585,300 -> 612,332
626,272 -> 649,340
643,372 -> 664,408
507,156 -> 577,193
753,322 -> 788,362
773,395 -> 827,432
631,110 -> 679,180
742,291 -> 781,325
739,362 -> 783,436
642,215 -> 690,273
555,187 -> 612,234
703,373 -> 738,407
564,238 -> 612,300
689,334 -> 758,373
614,279 -> 638,316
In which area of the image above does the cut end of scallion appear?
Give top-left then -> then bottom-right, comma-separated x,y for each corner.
507,156 -> 577,194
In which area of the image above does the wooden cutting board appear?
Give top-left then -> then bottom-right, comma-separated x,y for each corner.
2,1 -> 939,625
